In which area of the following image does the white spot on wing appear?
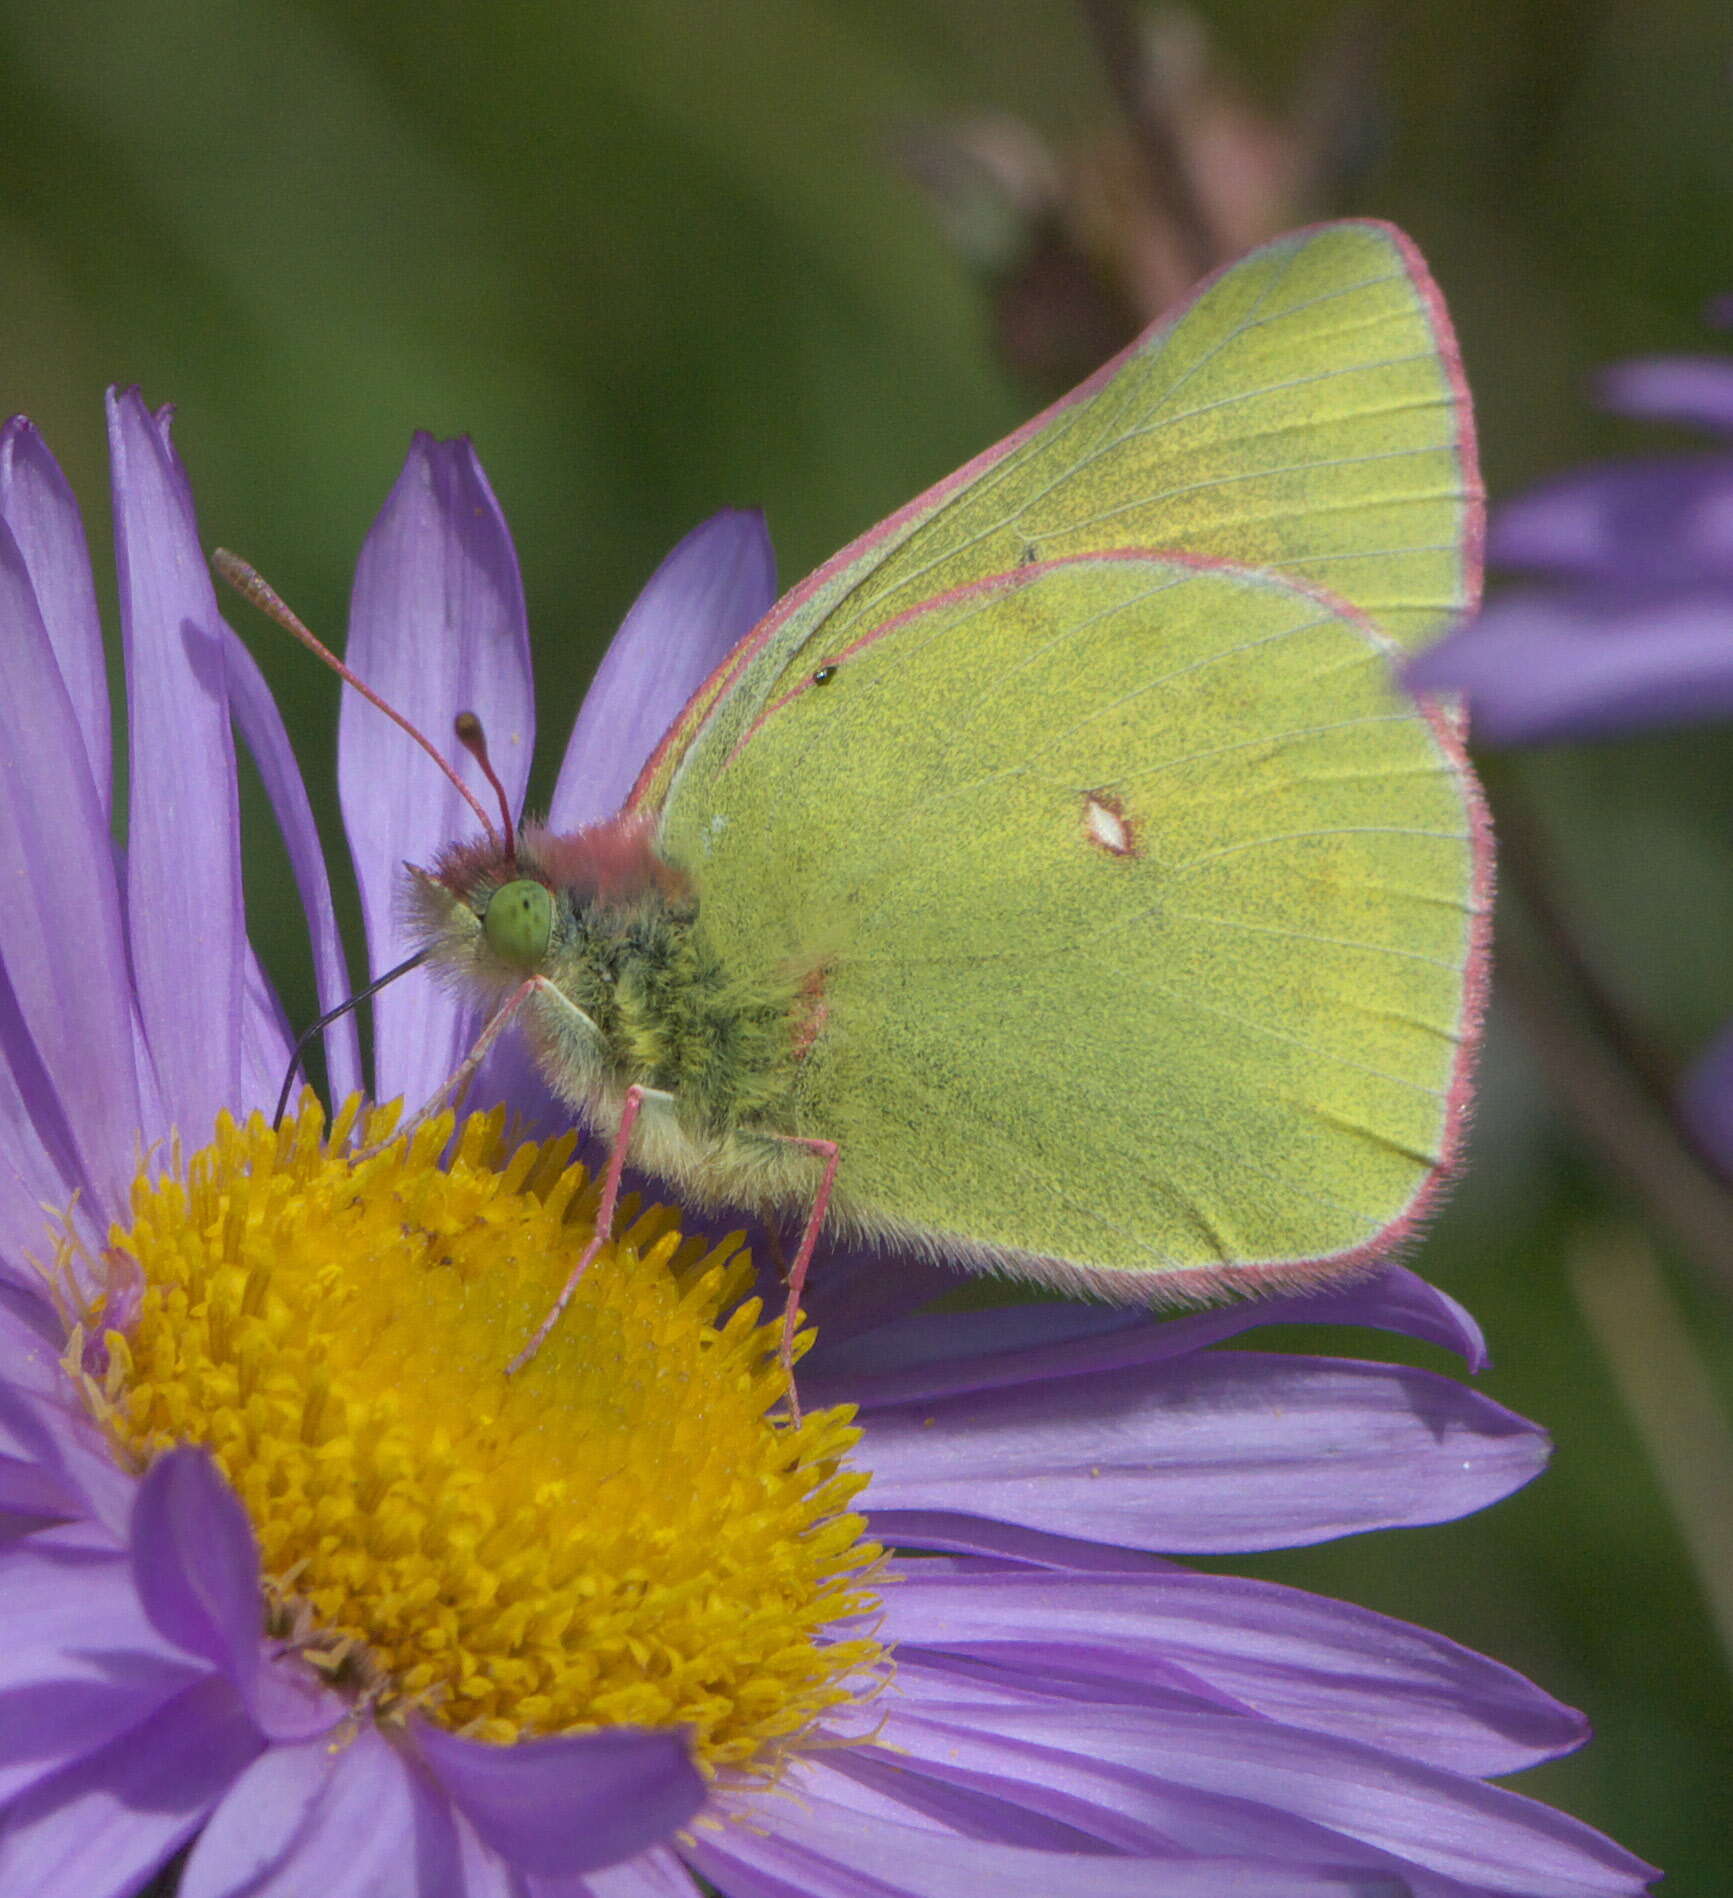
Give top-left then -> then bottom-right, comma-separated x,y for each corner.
1084,793 -> 1135,856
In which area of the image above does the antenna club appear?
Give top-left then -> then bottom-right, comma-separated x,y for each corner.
213,547 -> 255,594
453,711 -> 518,862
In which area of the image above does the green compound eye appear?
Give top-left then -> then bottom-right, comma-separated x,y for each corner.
483,879 -> 555,968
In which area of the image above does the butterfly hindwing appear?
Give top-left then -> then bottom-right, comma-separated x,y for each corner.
659,553 -> 1483,1290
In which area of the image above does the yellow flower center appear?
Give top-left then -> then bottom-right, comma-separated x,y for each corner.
70,1097 -> 885,1774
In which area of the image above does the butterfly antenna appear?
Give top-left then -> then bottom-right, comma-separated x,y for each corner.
453,712 -> 517,864
272,946 -> 435,1129
214,549 -> 500,849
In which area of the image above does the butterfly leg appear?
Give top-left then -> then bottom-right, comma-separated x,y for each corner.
770,1135 -> 841,1425
506,1082 -> 664,1376
350,974 -> 548,1158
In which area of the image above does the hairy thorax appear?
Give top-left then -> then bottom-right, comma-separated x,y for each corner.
408,817 -> 819,1211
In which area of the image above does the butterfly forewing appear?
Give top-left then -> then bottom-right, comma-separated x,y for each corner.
640,220 -> 1478,820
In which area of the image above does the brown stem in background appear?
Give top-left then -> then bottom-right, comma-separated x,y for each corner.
1292,4 -> 1393,210
1480,754 -> 1682,1115
1570,1227 -> 1733,1674
1076,0 -> 1224,281
1498,934 -> 1733,1309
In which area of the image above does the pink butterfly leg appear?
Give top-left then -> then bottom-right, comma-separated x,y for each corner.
506,1082 -> 651,1376
351,974 -> 547,1159
772,1134 -> 841,1426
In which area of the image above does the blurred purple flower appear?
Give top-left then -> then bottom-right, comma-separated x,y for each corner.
1406,321 -> 1733,742
0,393 -> 1656,1896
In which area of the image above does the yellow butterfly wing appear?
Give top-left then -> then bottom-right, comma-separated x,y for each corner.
634,219 -> 1479,814
658,553 -> 1484,1289
642,220 -> 1485,1291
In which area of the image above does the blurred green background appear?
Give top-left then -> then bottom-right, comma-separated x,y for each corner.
1,0 -> 1730,1888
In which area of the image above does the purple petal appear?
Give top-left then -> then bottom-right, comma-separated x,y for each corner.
220,626 -> 362,1106
810,1265 -> 1484,1413
548,510 -> 777,831
0,1381 -> 95,1531
0,420 -> 111,813
0,1667 -> 208,1814
125,1448 -> 338,1748
129,1447 -> 261,1697
1489,456 -> 1733,584
892,1646 -> 1226,1719
878,1566 -> 1585,1775
0,1462 -> 76,1535
413,1718 -> 704,1877
180,1726 -> 463,1898
0,509 -> 141,1224
0,966 -> 95,1283
0,1333 -> 135,1539
339,433 -> 533,1110
877,1517 -> 1176,1570
1488,467 -> 1635,577
1600,354 -> 1733,436
0,1547 -> 182,1677
689,1774 -> 1406,1898
837,1701 -> 1397,1863
1287,1266 -> 1487,1366
454,1812 -> 528,1898
1680,1019 -> 1733,1178
1405,585 -> 1733,743
859,1353 -> 1548,1554
239,945 -> 296,1120
0,1673 -> 263,1898
111,389 -> 247,1140
0,1299 -> 82,1403
0,1547 -> 206,1803
880,1702 -> 1656,1895
795,1238 -> 962,1348
0,1278 -> 58,1353
0,1548 -> 172,1670
752,1725 -> 1110,1849
530,1844 -> 702,1897
809,1300 -> 1144,1392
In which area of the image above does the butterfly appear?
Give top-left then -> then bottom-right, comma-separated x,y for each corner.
232,218 -> 1488,1386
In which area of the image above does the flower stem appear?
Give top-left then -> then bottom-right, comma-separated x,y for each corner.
1498,935 -> 1733,1307
1076,0 -> 1224,281
1478,754 -> 1683,1113
1571,1225 -> 1733,1676
1484,753 -> 1733,1307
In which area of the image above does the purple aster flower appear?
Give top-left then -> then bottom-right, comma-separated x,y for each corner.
0,391 -> 1655,1897
1405,314 -> 1733,742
